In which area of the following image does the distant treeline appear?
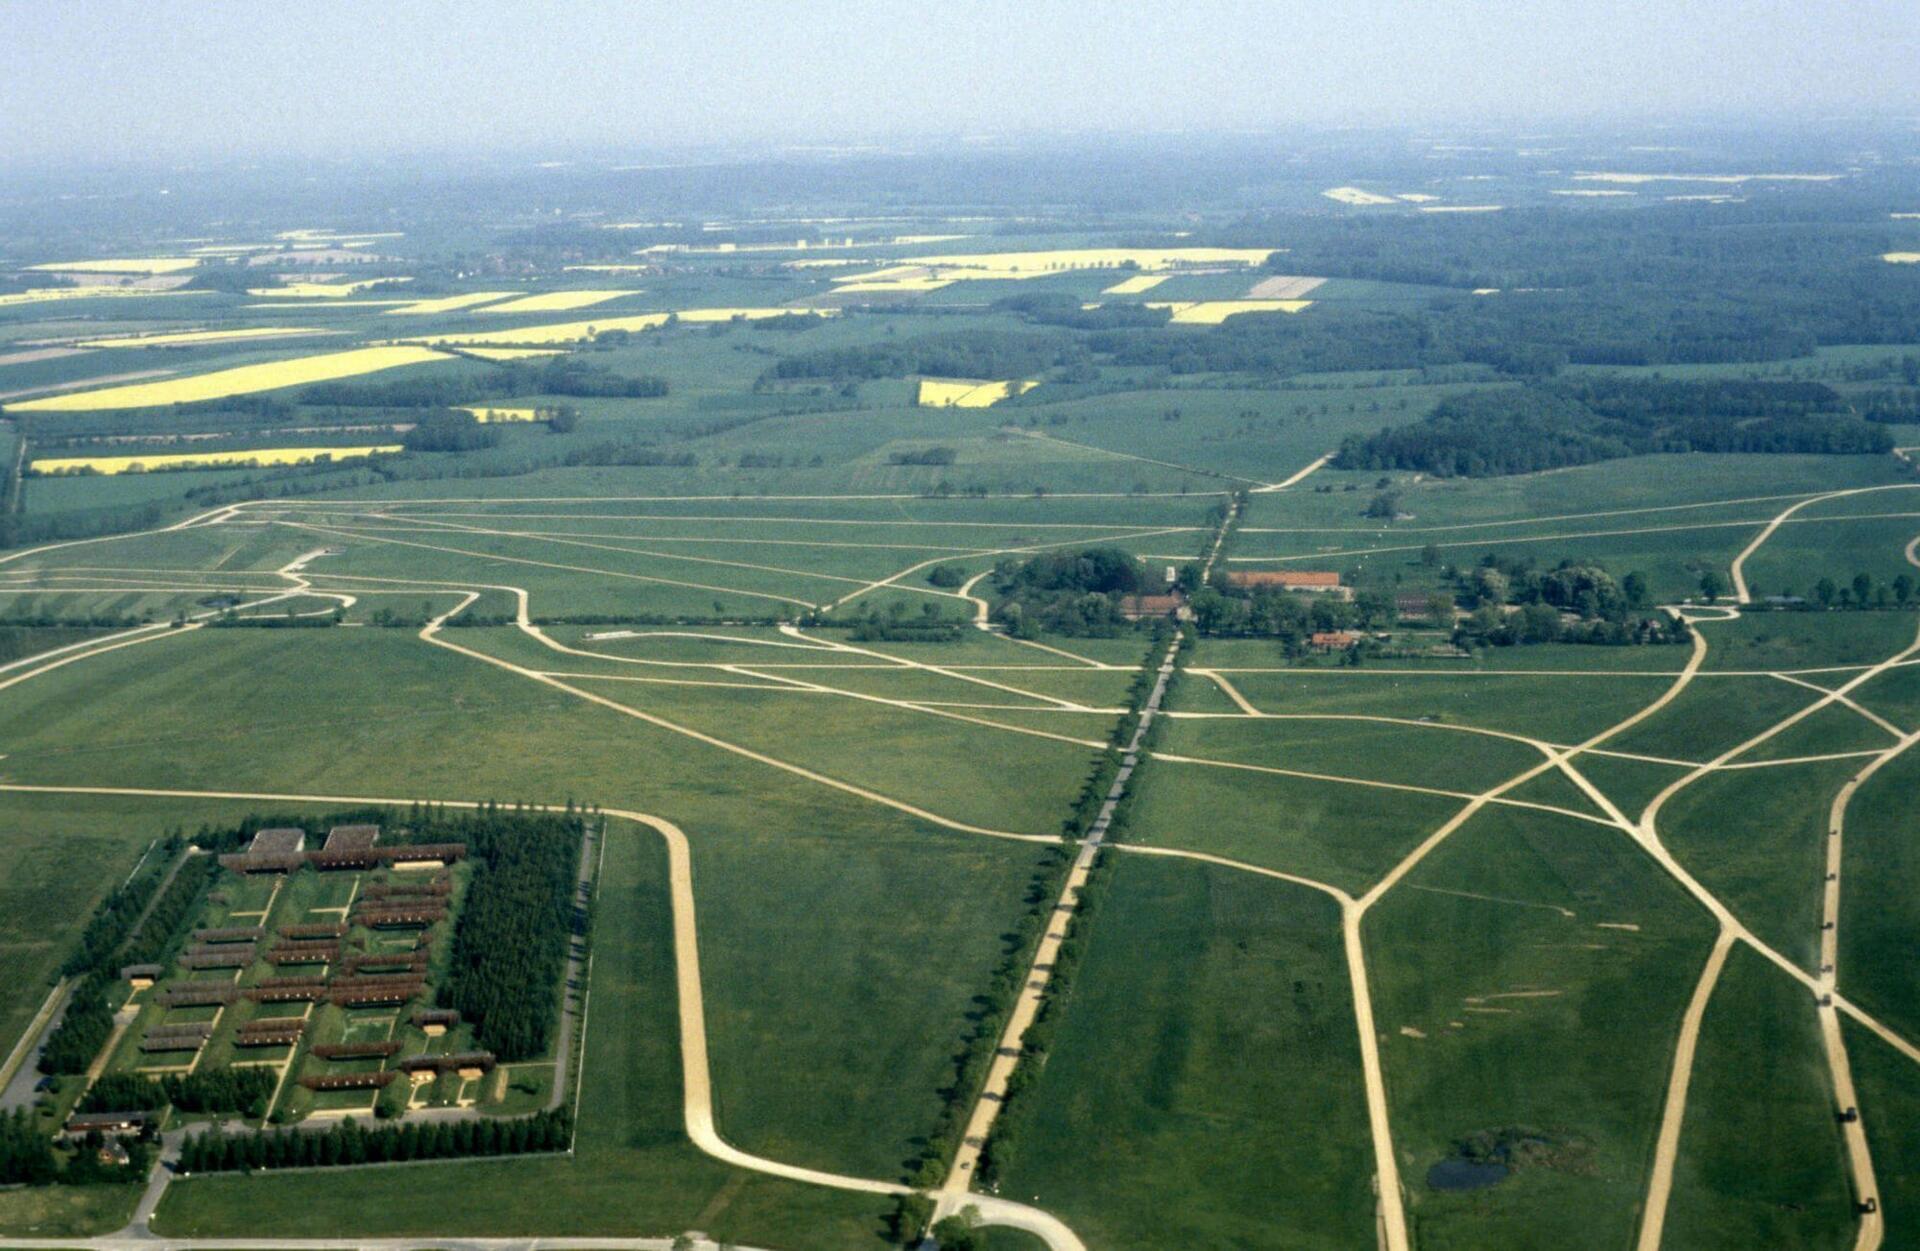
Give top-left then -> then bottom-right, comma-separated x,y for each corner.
1334,379 -> 1892,477
301,358 -> 665,407
759,329 -> 1081,387
1226,201 -> 1920,356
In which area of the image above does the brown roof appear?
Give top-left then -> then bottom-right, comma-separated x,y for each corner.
1228,570 -> 1342,588
1310,631 -> 1361,648
1120,594 -> 1184,615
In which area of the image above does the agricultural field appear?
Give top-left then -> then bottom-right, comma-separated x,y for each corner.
2,120 -> 1920,1251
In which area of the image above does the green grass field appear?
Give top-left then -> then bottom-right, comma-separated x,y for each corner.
1367,806 -> 1716,1249
996,853 -> 1375,1249
1839,748 -> 1920,1042
1663,946 -> 1855,1250
1125,755 -> 1461,893
696,827 -> 1056,1179
1661,758 -> 1859,972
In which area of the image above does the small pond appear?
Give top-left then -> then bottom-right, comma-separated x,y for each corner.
1425,1157 -> 1510,1191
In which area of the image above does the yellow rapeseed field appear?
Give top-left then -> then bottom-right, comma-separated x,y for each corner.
74,327 -> 334,349
32,445 -> 403,475
1102,274 -> 1170,294
247,278 -> 412,298
916,378 -> 1039,407
10,345 -> 449,412
403,308 -> 831,347
1148,300 -> 1312,324
247,300 -> 416,309
477,290 -> 641,313
833,277 -> 953,293
28,257 -> 199,274
0,287 -> 211,308
458,347 -> 568,360
457,406 -> 543,423
403,314 -> 670,346
382,292 -> 517,315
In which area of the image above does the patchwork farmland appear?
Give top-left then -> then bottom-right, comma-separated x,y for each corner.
1,118 -> 1920,1251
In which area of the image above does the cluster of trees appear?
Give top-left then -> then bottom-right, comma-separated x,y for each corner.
178,1107 -> 571,1174
0,1110 -> 151,1187
80,1067 -> 278,1117
38,978 -> 116,1076
990,546 -> 1143,638
439,813 -> 585,1061
1853,388 -> 1920,424
60,850 -> 170,977
400,411 -> 501,453
1447,555 -> 1691,648
300,360 -> 665,408
993,290 -> 1172,331
43,854 -> 217,1075
0,1109 -> 57,1185
562,442 -> 697,468
759,330 -> 1080,387
845,599 -> 961,642
1335,379 -> 1891,478
120,856 -> 220,968
887,447 -> 957,466
1187,582 -> 1396,643
1761,571 -> 1919,610
1228,201 -> 1920,356
905,845 -> 1073,1189
0,498 -> 172,551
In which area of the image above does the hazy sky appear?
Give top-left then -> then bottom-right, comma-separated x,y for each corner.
5,0 -> 1919,163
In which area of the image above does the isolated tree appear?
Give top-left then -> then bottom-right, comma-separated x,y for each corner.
1698,570 -> 1726,603
1854,573 -> 1875,606
890,1194 -> 936,1241
1894,573 -> 1914,605
1622,571 -> 1650,608
1815,577 -> 1839,608
933,1205 -> 983,1251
